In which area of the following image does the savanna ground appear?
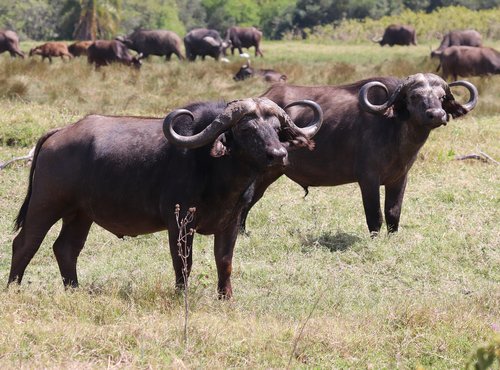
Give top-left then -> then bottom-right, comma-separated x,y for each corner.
0,39 -> 499,368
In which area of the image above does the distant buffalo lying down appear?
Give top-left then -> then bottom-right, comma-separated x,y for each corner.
68,41 -> 93,57
8,98 -> 323,298
29,42 -> 73,62
240,73 -> 477,236
0,30 -> 24,58
435,46 -> 500,80
431,30 -> 482,58
87,40 -> 142,68
234,61 -> 286,83
116,29 -> 184,61
184,28 -> 229,61
224,26 -> 263,57
372,24 -> 417,46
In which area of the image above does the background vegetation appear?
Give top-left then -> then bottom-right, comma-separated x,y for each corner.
0,30 -> 499,367
0,0 -> 499,40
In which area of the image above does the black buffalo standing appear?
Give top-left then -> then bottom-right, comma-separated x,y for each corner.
87,40 -> 142,68
372,24 -> 417,46
435,46 -> 500,80
431,30 -> 482,58
240,73 -> 477,236
224,26 -> 263,57
0,30 -> 24,58
116,29 -> 184,61
184,28 -> 229,61
8,98 -> 322,298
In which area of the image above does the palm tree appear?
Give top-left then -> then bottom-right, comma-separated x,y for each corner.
73,0 -> 121,40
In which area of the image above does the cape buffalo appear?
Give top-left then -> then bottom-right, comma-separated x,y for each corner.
435,46 -> 500,81
240,73 -> 477,236
8,98 -> 322,298
0,30 -> 24,58
116,29 -> 184,61
431,30 -> 482,58
68,41 -> 93,57
29,42 -> 73,62
224,26 -> 263,57
233,60 -> 286,83
184,28 -> 229,61
372,24 -> 417,46
87,40 -> 142,69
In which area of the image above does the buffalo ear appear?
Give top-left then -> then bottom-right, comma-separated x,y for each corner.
210,133 -> 229,157
442,97 -> 468,119
388,98 -> 410,120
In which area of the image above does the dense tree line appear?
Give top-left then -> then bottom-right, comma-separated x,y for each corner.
0,0 -> 498,41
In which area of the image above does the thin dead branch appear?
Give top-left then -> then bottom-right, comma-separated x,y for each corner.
0,146 -> 35,170
455,150 -> 499,165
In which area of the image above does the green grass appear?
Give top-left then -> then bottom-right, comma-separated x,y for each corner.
0,40 -> 499,368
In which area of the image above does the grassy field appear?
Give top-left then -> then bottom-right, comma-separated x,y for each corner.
0,39 -> 499,368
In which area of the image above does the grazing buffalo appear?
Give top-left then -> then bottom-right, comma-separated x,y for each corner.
29,42 -> 72,62
234,60 -> 286,83
372,24 -> 417,46
224,26 -> 263,57
240,73 -> 477,236
431,30 -> 482,58
8,98 -> 322,298
435,46 -> 500,80
68,41 -> 93,57
116,29 -> 184,61
184,28 -> 229,61
0,30 -> 24,58
87,40 -> 142,69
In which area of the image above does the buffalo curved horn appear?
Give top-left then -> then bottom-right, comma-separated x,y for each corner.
359,81 -> 391,113
163,100 -> 257,149
262,99 -> 323,138
448,80 -> 478,112
282,100 -> 323,138
203,36 -> 220,47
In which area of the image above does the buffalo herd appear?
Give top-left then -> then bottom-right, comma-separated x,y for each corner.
1,23 -> 494,295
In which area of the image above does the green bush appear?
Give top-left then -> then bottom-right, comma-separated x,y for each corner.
304,6 -> 500,43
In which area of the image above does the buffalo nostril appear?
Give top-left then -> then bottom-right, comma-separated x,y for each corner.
267,147 -> 287,164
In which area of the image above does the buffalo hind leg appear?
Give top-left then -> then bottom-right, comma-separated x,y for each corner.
53,213 -> 93,288
214,218 -> 239,299
8,215 -> 60,285
359,178 -> 383,236
384,176 -> 408,233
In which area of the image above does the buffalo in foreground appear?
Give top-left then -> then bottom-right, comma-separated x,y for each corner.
0,30 -> 24,58
116,29 -> 184,61
224,26 -> 263,57
431,30 -> 482,58
435,46 -> 500,80
233,60 -> 286,83
240,73 -> 477,236
8,98 -> 323,298
87,40 -> 142,69
372,24 -> 417,46
184,28 -> 228,61
29,42 -> 73,62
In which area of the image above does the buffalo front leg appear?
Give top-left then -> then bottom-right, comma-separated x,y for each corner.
52,213 -> 93,288
384,175 -> 408,233
359,177 -> 383,236
214,219 -> 240,299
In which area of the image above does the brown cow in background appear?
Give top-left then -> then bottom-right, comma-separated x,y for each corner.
68,41 -> 93,57
372,24 -> 417,46
29,42 -> 73,62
